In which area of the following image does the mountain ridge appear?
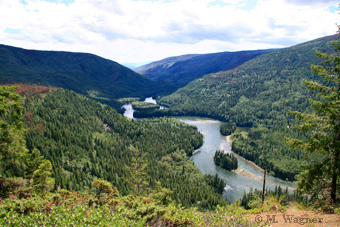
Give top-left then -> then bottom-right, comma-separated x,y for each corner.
135,49 -> 274,86
0,44 -> 176,110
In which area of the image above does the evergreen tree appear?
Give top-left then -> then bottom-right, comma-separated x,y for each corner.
0,86 -> 28,167
287,34 -> 340,203
26,148 -> 44,179
124,145 -> 150,196
32,160 -> 55,196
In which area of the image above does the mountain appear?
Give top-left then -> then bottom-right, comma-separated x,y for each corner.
0,44 -> 176,110
135,49 -> 273,86
156,34 -> 340,122
134,34 -> 340,181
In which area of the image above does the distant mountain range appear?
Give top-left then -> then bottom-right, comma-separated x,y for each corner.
158,34 -> 340,122
135,49 -> 273,86
0,44 -> 176,110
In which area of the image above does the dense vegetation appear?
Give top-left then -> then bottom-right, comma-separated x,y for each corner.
0,44 -> 176,112
230,127 -> 315,181
1,28 -> 340,223
240,186 -> 306,210
136,49 -> 272,87
0,86 -> 233,210
131,101 -> 160,110
213,150 -> 238,171
135,34 -> 340,181
286,39 -> 340,204
220,122 -> 236,136
0,85 -> 268,226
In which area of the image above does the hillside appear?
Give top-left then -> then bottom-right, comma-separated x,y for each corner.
135,49 -> 273,86
134,34 -> 340,181
0,44 -> 176,110
0,85 -> 231,210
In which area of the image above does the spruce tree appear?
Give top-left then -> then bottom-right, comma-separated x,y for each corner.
0,86 -> 28,167
287,32 -> 340,203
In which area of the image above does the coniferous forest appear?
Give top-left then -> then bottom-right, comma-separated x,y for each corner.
1,87 -> 232,209
1,30 -> 340,226
213,150 -> 238,171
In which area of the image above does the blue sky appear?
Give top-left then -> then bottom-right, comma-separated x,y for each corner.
1,0 -> 339,64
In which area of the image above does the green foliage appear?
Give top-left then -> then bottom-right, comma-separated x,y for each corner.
220,122 -> 236,136
124,145 -> 150,196
0,177 -> 29,199
0,85 -> 28,165
136,35 -> 340,182
0,194 -> 263,227
93,178 -> 118,203
213,150 -> 238,171
240,186 -> 307,211
131,101 -> 160,110
136,49 -> 271,87
0,177 -> 262,226
32,160 -> 55,196
286,38 -> 340,204
117,97 -> 140,105
0,44 -> 177,112
6,88 -> 227,209
231,126 -> 311,181
25,148 -> 44,179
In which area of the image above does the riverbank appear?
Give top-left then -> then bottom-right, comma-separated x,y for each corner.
224,135 -> 264,172
233,150 -> 264,172
233,168 -> 262,180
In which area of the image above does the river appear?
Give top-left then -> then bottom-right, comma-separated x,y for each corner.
122,98 -> 296,202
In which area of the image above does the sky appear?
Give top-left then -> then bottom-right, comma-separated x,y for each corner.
1,0 -> 339,66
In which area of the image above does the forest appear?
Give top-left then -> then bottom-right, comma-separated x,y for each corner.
213,150 -> 238,171
1,31 -> 340,226
1,85 -> 274,226
134,34 -> 340,181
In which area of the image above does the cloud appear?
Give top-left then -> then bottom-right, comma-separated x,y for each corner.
0,0 -> 339,63
283,0 -> 338,7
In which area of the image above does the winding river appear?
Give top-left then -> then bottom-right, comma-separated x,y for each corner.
122,99 -> 296,202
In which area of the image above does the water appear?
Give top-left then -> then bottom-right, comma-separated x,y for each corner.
121,97 -> 166,118
121,104 -> 135,119
122,98 -> 296,202
178,117 -> 296,202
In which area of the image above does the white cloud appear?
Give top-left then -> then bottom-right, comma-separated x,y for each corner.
0,0 -> 339,63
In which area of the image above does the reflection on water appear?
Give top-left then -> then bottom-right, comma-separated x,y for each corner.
179,117 -> 296,203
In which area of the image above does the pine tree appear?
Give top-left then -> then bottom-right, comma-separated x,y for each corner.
124,145 -> 150,196
0,86 -> 28,167
286,33 -> 340,203
26,148 -> 44,179
32,160 -> 55,196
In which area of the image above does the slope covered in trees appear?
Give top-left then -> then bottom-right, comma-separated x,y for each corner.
136,49 -> 272,87
0,86 -> 229,210
0,44 -> 176,111
135,34 -> 340,181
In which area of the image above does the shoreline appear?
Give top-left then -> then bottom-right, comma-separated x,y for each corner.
224,135 -> 264,172
235,154 -> 264,172
232,168 -> 262,180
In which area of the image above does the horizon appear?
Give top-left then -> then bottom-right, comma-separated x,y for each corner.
1,0 -> 339,65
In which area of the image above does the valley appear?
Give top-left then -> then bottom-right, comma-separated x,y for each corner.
123,99 -> 296,203
1,32 -> 340,226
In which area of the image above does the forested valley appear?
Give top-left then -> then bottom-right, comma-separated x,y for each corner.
134,34 -> 340,182
1,32 -> 340,226
1,86 -> 232,209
